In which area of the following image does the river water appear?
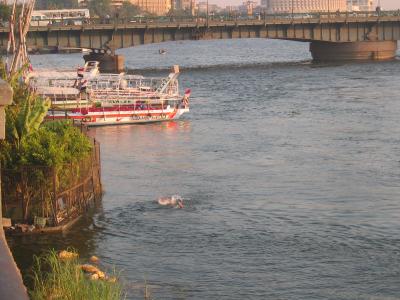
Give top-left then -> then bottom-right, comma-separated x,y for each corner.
8,39 -> 400,299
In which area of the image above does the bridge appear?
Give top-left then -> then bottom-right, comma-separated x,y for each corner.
2,12 -> 399,70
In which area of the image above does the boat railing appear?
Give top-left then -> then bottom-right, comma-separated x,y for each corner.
31,77 -> 78,89
87,77 -> 160,89
87,77 -> 179,95
98,98 -> 183,108
89,89 -> 182,102
30,73 -> 182,102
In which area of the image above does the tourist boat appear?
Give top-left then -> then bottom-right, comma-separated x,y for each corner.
34,63 -> 190,126
47,89 -> 190,126
28,61 -> 102,108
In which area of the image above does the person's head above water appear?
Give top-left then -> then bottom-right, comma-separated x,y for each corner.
158,195 -> 184,208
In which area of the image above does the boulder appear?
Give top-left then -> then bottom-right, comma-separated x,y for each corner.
58,250 -> 78,260
89,255 -> 99,263
97,271 -> 105,279
80,264 -> 101,274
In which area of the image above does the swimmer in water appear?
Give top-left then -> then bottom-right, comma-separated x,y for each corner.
158,195 -> 184,208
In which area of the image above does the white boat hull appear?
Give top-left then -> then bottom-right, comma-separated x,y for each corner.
47,107 -> 189,126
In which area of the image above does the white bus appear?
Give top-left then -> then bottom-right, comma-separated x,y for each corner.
31,9 -> 90,26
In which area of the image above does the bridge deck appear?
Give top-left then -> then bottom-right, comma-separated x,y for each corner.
0,15 -> 400,51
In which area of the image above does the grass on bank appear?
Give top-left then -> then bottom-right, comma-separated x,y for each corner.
30,250 -> 123,300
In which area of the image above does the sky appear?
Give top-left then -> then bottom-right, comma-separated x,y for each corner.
208,0 -> 400,9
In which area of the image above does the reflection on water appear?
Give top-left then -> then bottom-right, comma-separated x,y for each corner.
9,39 -> 400,299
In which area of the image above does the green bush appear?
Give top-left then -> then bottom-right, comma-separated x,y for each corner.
0,63 -> 95,222
18,121 -> 93,167
0,62 -> 93,169
1,120 -> 93,168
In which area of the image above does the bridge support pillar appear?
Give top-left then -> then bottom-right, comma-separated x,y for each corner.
83,52 -> 125,73
310,41 -> 397,61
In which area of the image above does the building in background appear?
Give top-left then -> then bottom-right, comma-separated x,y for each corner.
347,0 -> 374,11
37,0 -> 172,16
77,0 -> 125,10
225,5 -> 239,13
196,1 -> 207,13
238,1 -> 257,15
261,0 -> 347,14
196,1 -> 221,14
111,0 -> 124,8
129,0 -> 171,15
174,0 -> 195,15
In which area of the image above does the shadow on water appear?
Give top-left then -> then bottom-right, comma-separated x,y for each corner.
126,60 -> 313,73
7,204 -> 104,289
127,55 -> 400,73
8,189 -> 205,289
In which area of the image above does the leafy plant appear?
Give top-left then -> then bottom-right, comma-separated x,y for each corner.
0,62 -> 95,222
0,62 -> 91,169
0,3 -> 12,21
7,93 -> 51,150
88,0 -> 112,18
118,1 -> 142,18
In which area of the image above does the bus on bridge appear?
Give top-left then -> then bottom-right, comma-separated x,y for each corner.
31,9 -> 90,26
